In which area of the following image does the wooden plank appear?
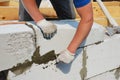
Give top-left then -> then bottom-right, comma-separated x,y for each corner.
0,6 -> 18,20
0,1 -> 9,6
0,0 -> 9,2
9,0 -> 18,6
92,1 -> 120,6
0,2 -> 120,26
94,18 -> 120,26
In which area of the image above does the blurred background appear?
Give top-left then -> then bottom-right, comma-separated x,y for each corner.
0,0 -> 120,26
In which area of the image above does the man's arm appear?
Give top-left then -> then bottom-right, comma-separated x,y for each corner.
21,0 -> 57,39
57,2 -> 93,63
21,0 -> 44,22
67,2 -> 93,53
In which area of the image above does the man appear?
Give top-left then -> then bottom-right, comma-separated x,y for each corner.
21,0 -> 93,64
19,0 -> 76,20
19,0 -> 76,39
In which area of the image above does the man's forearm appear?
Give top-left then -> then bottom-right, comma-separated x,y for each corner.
22,0 -> 44,22
67,18 -> 93,53
67,2 -> 93,53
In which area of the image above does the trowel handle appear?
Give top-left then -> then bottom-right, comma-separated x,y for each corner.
96,0 -> 118,26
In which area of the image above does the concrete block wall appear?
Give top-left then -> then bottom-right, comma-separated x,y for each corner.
8,34 -> 120,80
0,20 -> 120,80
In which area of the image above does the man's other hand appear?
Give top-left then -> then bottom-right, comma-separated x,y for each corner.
37,19 -> 57,39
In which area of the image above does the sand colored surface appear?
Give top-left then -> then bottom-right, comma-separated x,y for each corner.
0,0 -> 120,26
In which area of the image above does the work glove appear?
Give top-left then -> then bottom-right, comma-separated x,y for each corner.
57,49 -> 75,64
36,19 -> 57,39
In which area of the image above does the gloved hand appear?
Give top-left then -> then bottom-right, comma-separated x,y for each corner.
36,19 -> 57,39
57,49 -> 75,64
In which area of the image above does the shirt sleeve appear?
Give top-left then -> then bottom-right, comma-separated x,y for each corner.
73,0 -> 91,8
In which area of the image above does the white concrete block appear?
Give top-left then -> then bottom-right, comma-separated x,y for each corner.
39,23 -> 76,55
8,48 -> 84,80
0,24 -> 36,71
81,22 -> 105,46
88,67 -> 120,80
9,34 -> 120,80
86,34 -> 120,78
40,20 -> 105,55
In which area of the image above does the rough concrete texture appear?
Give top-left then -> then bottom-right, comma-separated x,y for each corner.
40,20 -> 105,55
8,34 -> 120,80
0,24 -> 36,71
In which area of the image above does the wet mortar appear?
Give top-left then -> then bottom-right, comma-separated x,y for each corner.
10,46 -> 58,75
114,67 -> 120,80
80,47 -> 88,80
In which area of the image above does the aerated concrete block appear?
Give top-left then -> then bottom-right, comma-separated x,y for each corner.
86,34 -> 120,79
87,67 -> 120,80
40,20 -> 105,55
0,24 -> 36,71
